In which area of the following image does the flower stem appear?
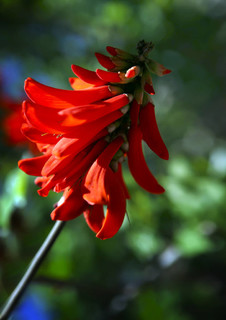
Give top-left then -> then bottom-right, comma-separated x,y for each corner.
0,220 -> 66,320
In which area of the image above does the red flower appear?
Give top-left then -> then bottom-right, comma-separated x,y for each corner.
18,41 -> 171,239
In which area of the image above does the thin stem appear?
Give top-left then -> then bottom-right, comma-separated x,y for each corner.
0,220 -> 66,320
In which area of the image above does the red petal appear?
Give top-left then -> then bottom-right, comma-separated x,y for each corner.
18,154 -> 50,176
96,69 -> 121,83
130,99 -> 140,126
71,65 -> 106,86
41,153 -> 74,176
25,78 -> 115,108
21,123 -> 60,145
127,125 -> 165,194
95,53 -> 116,70
82,136 -> 124,205
58,94 -> 129,124
69,77 -> 95,90
55,139 -> 107,191
139,102 -> 169,160
106,46 -> 134,60
37,175 -> 58,197
53,109 -> 124,158
83,205 -> 105,233
106,46 -> 118,56
144,83 -> 155,95
96,169 -> 126,240
115,163 -> 130,199
23,100 -> 74,135
51,186 -> 87,221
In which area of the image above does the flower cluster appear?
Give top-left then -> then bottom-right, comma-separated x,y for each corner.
18,41 -> 171,239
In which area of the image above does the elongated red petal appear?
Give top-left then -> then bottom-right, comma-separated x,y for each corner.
18,154 -> 50,176
127,125 -> 165,194
55,139 -> 107,191
21,123 -> 60,145
71,65 -> 106,86
144,83 -> 155,95
53,109 -> 124,158
82,136 -> 124,205
83,205 -> 105,233
96,69 -> 121,83
139,102 -> 169,160
115,163 -> 130,199
130,99 -> 140,126
37,175 -> 58,197
96,169 -> 126,240
95,53 -> 116,70
69,77 -> 94,90
25,78 -> 115,108
59,94 -> 129,124
51,186 -> 87,221
41,153 -> 74,177
23,101 -> 72,135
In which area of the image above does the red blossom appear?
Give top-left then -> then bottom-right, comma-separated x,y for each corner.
18,41 -> 171,239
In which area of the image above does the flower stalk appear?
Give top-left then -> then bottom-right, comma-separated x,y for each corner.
0,221 -> 65,320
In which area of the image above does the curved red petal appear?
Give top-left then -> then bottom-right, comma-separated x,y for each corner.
55,139 -> 107,191
96,169 -> 126,240
83,136 -> 124,205
71,65 -> 106,86
95,53 -> 116,70
58,94 -> 129,124
115,163 -> 130,199
21,123 -> 59,145
96,69 -> 121,83
69,77 -> 95,90
23,101 -> 70,135
53,109 -> 124,158
25,78 -> 115,108
83,205 -> 105,233
144,83 -> 155,95
51,187 -> 87,221
139,102 -> 169,160
130,99 -> 140,126
127,125 -> 165,194
18,154 -> 50,176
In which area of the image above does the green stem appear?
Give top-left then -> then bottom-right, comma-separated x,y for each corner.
0,221 -> 66,320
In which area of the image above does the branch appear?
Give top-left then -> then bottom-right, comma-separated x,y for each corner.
0,220 -> 65,320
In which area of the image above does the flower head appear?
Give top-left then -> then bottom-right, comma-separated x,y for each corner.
18,41 -> 171,239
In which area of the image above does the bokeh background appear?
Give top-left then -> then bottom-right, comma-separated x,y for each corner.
1,0 -> 226,319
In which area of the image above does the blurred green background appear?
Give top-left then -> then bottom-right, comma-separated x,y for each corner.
0,0 -> 226,319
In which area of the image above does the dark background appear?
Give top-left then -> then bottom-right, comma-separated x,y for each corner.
0,0 -> 226,319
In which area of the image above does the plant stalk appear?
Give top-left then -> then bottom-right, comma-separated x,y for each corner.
0,220 -> 66,320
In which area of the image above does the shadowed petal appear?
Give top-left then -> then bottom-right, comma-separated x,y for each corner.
51,186 -> 87,221
83,205 -> 105,233
140,102 -> 169,160
58,94 -> 129,124
148,60 -> 171,76
21,123 -> 60,145
83,136 -> 124,205
128,125 -> 165,194
18,154 -> 50,176
53,109 -> 124,158
96,169 -> 126,240
115,163 -> 130,199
